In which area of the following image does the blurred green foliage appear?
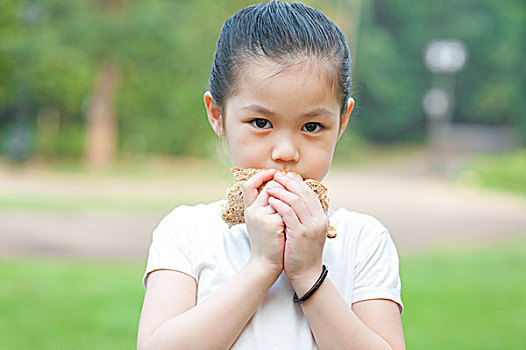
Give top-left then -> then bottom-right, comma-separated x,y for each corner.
354,0 -> 526,142
0,0 -> 524,159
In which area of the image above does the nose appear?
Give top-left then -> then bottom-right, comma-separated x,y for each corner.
271,136 -> 299,163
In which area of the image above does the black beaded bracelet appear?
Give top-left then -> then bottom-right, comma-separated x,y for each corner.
293,265 -> 328,304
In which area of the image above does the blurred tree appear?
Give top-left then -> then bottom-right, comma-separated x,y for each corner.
85,58 -> 118,170
0,0 -> 96,159
0,0 -> 524,163
84,0 -> 121,170
353,0 -> 526,143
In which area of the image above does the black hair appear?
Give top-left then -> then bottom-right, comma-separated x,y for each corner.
209,1 -> 351,116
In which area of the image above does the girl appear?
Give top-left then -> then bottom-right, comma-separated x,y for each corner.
137,1 -> 405,349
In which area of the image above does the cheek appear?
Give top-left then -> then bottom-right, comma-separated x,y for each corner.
226,133 -> 269,166
312,149 -> 334,170
304,138 -> 337,179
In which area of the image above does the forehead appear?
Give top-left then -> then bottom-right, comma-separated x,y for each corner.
228,57 -> 340,108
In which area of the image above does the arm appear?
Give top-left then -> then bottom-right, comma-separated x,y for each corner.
137,261 -> 279,350
268,172 -> 405,349
292,274 -> 405,349
137,170 -> 285,349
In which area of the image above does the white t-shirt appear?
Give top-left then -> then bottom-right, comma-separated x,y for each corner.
143,200 -> 403,349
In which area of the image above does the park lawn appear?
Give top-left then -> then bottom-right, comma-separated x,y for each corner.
1,238 -> 526,349
457,148 -> 526,197
401,238 -> 526,349
0,194 -> 181,213
0,259 -> 145,350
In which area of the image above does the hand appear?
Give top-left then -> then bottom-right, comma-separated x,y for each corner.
243,169 -> 285,277
266,172 -> 328,294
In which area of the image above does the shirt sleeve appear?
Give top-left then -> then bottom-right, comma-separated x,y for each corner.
352,228 -> 403,312
142,206 -> 195,288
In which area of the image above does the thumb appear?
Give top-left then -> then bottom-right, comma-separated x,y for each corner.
243,169 -> 276,208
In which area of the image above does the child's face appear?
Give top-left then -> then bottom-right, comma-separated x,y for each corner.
205,58 -> 353,181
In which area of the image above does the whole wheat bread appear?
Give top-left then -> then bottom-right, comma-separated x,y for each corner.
221,168 -> 337,238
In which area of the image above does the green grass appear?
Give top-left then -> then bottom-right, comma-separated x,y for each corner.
457,149 -> 526,197
2,241 -> 526,349
333,136 -> 426,169
0,259 -> 145,350
401,238 -> 526,349
0,194 -> 182,212
0,155 -> 232,212
4,154 -> 232,181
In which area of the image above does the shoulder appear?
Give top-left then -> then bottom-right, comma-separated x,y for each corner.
330,207 -> 389,242
160,200 -> 224,228
144,201 -> 225,288
164,200 -> 224,219
152,200 -> 225,242
327,207 -> 398,264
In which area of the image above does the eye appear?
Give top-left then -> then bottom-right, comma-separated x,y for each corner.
251,118 -> 272,129
302,122 -> 323,133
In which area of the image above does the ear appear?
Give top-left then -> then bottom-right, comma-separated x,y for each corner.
338,97 -> 354,139
204,91 -> 224,137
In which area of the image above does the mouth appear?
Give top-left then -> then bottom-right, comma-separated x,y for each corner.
270,168 -> 304,179
231,167 -> 304,182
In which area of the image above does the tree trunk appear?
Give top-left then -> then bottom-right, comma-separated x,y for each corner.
84,59 -> 118,170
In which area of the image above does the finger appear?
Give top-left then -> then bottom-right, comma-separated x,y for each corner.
266,184 -> 310,224
268,196 -> 301,231
253,180 -> 285,210
273,172 -> 322,215
261,204 -> 277,215
273,172 -> 310,195
243,169 -> 276,208
252,184 -> 273,208
268,212 -> 285,229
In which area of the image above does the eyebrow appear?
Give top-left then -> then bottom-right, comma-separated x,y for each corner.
303,107 -> 335,118
241,104 -> 335,118
241,104 -> 275,116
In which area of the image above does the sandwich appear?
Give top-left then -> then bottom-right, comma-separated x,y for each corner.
221,168 -> 337,238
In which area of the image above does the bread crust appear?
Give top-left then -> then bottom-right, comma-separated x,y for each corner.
221,168 -> 337,238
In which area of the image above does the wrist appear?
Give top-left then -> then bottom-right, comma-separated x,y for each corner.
293,265 -> 328,304
289,265 -> 324,297
247,257 -> 283,284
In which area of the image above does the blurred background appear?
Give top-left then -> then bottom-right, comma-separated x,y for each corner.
1,0 -> 525,349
